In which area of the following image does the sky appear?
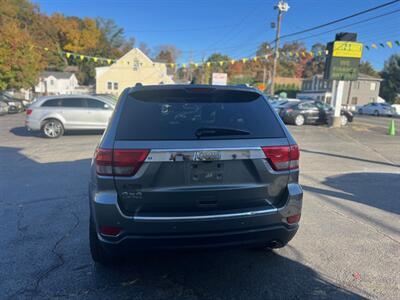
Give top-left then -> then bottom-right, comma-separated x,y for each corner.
34,0 -> 400,70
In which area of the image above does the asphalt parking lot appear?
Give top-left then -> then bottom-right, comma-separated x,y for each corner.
0,114 -> 399,300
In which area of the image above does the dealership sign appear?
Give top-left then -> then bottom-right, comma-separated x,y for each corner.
324,34 -> 363,81
212,73 -> 228,86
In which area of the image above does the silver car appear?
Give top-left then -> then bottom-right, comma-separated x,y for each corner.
0,101 -> 9,116
26,95 -> 116,138
358,103 -> 396,117
89,85 -> 303,264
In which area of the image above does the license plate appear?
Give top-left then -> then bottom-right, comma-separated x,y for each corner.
189,162 -> 224,183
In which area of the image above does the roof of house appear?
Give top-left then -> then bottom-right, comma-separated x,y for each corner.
358,73 -> 382,81
41,71 -> 75,79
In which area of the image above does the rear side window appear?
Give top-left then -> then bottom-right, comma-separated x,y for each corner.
61,98 -> 85,108
116,88 -> 285,140
42,99 -> 62,107
299,102 -> 317,109
87,99 -> 106,108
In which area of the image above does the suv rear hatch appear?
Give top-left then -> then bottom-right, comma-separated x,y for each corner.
99,87 -> 297,217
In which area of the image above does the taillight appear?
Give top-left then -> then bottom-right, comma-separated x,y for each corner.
287,213 -> 301,224
95,148 -> 149,176
26,109 -> 33,115
113,149 -> 150,176
261,144 -> 299,171
95,148 -> 113,175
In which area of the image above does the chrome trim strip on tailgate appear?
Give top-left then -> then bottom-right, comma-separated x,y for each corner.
132,208 -> 277,221
145,147 -> 265,162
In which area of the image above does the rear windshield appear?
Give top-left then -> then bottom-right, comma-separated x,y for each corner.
115,88 -> 285,140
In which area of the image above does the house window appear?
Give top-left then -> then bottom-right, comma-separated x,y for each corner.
113,82 -> 118,90
351,97 -> 358,104
50,80 -> 54,85
326,97 -> 332,104
133,59 -> 140,71
107,82 -> 112,90
370,82 -> 376,91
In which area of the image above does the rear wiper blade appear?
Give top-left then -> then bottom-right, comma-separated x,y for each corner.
195,127 -> 250,138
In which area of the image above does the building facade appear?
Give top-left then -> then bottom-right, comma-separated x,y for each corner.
35,71 -> 78,95
297,74 -> 382,109
95,48 -> 174,96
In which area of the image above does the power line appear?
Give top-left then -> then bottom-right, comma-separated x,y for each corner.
188,3 -> 400,58
276,0 -> 400,42
282,8 -> 400,43
200,0 -> 265,54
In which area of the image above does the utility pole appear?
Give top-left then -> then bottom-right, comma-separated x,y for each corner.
270,1 -> 289,96
188,49 -> 193,82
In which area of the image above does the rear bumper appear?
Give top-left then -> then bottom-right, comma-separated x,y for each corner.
100,225 -> 298,252
25,118 -> 41,131
90,183 -> 303,251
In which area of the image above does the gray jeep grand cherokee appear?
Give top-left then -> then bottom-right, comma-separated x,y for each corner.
89,85 -> 303,263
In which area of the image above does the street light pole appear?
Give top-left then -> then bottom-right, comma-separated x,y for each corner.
270,1 -> 289,96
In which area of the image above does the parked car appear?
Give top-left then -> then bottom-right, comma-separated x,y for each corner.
391,104 -> 400,116
0,101 -> 9,116
89,85 -> 303,264
25,95 -> 116,138
0,93 -> 25,113
272,98 -> 300,114
357,103 -> 396,117
279,100 -> 353,126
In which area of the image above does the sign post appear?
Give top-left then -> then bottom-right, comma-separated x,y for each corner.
324,33 -> 363,127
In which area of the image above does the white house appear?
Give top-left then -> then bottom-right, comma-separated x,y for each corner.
35,71 -> 79,95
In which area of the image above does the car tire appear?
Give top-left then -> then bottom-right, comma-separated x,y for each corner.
340,115 -> 348,126
41,119 -> 64,138
374,110 -> 379,117
294,114 -> 305,126
89,216 -> 115,265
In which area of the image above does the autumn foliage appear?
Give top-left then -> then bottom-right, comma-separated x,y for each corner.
0,0 -> 134,89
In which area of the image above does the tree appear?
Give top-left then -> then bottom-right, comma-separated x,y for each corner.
380,54 -> 400,103
0,1 -> 45,90
302,43 -> 326,78
277,42 -> 307,78
153,45 -> 181,62
204,53 -> 231,83
139,42 -> 151,56
51,14 -> 102,53
359,61 -> 379,77
96,18 -> 135,57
